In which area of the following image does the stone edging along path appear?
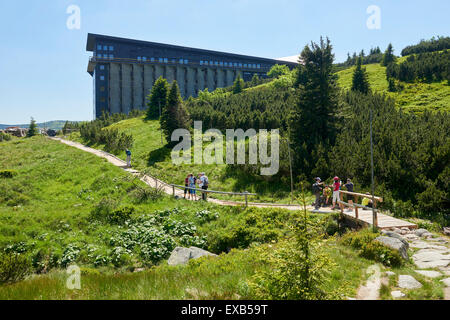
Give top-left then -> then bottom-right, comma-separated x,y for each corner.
49,137 -> 309,211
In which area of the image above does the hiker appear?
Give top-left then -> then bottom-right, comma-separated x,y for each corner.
312,177 -> 323,210
125,149 -> 132,167
344,178 -> 354,212
198,172 -> 209,201
331,176 -> 341,210
323,184 -> 332,206
188,174 -> 196,200
184,175 -> 190,199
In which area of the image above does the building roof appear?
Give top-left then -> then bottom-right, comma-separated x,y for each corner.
86,33 -> 298,67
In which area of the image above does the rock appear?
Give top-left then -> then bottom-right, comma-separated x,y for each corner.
382,231 -> 409,249
414,270 -> 442,278
168,247 -> 217,266
440,267 -> 450,276
392,228 -> 402,234
403,234 -> 419,241
391,290 -> 406,298
398,275 -> 422,289
375,236 -> 409,260
386,271 -> 396,277
441,278 -> 450,287
134,268 -> 145,273
444,227 -> 450,236
422,232 -> 434,239
415,229 -> 429,237
412,249 -> 450,269
409,241 -> 448,251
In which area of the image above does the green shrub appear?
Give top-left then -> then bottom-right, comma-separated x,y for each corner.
108,206 -> 134,224
360,241 -> 403,267
129,185 -> 164,203
80,267 -> 101,276
340,228 -> 379,250
0,170 -> 18,179
206,208 -> 295,253
0,132 -> 12,142
0,252 -> 31,284
249,216 -> 341,300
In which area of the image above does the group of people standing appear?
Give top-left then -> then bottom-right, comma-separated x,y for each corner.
312,176 -> 354,211
184,173 -> 209,201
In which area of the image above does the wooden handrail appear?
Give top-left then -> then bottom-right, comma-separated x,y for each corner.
169,184 -> 256,196
339,190 -> 383,202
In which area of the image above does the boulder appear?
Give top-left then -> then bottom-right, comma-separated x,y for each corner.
414,270 -> 442,278
375,236 -> 409,260
385,271 -> 396,277
168,246 -> 217,266
443,227 -> 450,236
382,231 -> 409,249
391,290 -> 406,298
398,275 -> 422,289
415,229 -> 429,237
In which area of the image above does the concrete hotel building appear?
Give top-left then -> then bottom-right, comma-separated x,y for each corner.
87,33 -> 297,119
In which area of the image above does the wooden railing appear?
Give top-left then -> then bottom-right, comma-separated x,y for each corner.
337,190 -> 383,227
169,184 -> 256,207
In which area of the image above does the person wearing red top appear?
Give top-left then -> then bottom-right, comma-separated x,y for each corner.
331,176 -> 341,210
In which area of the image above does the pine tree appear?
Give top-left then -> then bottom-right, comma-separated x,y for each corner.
27,117 -> 38,137
146,76 -> 169,119
232,74 -> 244,94
351,56 -> 370,94
288,37 -> 339,176
251,74 -> 260,87
381,43 -> 396,66
160,81 -> 190,145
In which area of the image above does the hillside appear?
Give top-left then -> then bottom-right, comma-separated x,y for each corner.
1,136 -> 447,300
69,117 -> 294,203
336,62 -> 450,113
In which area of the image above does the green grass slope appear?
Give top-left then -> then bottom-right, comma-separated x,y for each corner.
336,62 -> 450,113
69,117 -> 295,203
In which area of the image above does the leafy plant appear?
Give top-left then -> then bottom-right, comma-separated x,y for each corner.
0,252 -> 31,284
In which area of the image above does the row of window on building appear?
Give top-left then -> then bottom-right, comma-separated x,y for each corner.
200,61 -> 261,69
97,45 -> 114,51
95,53 -> 115,59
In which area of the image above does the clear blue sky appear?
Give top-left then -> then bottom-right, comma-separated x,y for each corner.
0,0 -> 448,124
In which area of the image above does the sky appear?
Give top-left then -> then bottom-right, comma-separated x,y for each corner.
0,0 -> 448,124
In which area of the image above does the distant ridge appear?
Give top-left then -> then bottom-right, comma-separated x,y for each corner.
0,120 -> 79,131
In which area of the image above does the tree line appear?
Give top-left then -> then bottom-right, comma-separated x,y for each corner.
386,50 -> 450,83
401,36 -> 450,56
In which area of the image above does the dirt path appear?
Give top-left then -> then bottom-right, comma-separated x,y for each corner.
50,137 -> 313,211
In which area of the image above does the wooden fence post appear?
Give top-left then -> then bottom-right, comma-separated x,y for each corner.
172,185 -> 175,197
245,192 -> 248,208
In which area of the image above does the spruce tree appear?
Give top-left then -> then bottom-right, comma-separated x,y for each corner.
146,76 -> 169,119
232,74 -> 244,94
160,81 -> 190,145
381,43 -> 396,66
27,117 -> 38,137
251,74 -> 260,87
351,56 -> 370,94
288,37 -> 339,176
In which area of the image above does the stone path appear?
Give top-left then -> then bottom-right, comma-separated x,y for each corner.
379,228 -> 450,300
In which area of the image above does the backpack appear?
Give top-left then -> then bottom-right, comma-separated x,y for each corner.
203,176 -> 209,187
126,150 -> 131,156
312,183 -> 321,193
